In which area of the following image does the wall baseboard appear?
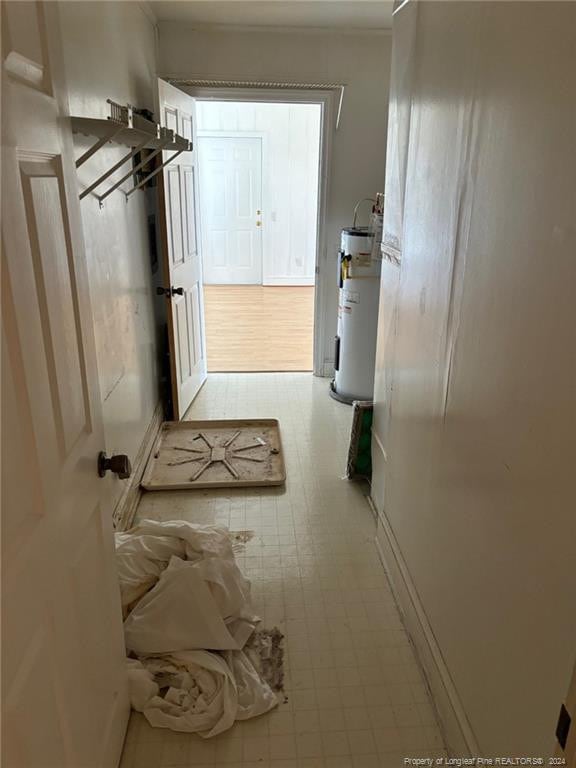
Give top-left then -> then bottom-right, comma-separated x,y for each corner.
370,428 -> 387,513
263,277 -> 315,286
320,358 -> 334,378
371,497 -> 480,757
112,402 -> 164,532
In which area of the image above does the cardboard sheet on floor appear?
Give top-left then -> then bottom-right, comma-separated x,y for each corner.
141,420 -> 286,490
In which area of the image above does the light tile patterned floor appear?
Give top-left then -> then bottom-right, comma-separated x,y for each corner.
120,373 -> 446,768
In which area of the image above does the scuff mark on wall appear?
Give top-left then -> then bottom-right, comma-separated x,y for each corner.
103,367 -> 126,403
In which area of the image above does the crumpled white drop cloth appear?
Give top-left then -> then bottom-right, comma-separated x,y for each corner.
117,519 -> 278,735
124,555 -> 258,653
129,519 -> 236,561
127,658 -> 159,711
127,650 -> 277,737
115,534 -> 186,611
224,650 -> 278,720
115,520 -> 235,612
128,651 -> 237,737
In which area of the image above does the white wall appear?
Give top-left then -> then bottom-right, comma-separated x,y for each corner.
59,1 -> 161,509
158,24 -> 391,374
373,0 -> 576,755
197,100 -> 321,286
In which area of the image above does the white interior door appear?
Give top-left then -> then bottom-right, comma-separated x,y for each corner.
157,79 -> 207,419
1,3 -> 128,767
198,136 -> 263,284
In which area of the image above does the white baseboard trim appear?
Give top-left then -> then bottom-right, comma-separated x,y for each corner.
372,501 -> 480,756
365,490 -> 379,523
320,358 -> 334,378
263,276 -> 315,286
112,402 -> 164,532
369,428 -> 386,513
371,427 -> 387,464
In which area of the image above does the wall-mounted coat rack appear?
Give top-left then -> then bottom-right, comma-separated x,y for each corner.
71,100 -> 191,206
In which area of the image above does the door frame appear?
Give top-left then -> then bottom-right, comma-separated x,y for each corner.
182,86 -> 336,378
197,130 -> 266,285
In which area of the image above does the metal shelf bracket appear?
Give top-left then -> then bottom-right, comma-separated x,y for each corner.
125,148 -> 186,200
75,124 -> 124,168
71,100 -> 192,205
80,136 -> 150,202
97,137 -> 173,206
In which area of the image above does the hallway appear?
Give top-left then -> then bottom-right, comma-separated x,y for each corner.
120,373 -> 446,768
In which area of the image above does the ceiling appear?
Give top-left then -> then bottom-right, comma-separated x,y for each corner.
150,1 -> 394,30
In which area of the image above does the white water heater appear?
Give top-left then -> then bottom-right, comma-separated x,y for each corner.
331,225 -> 382,403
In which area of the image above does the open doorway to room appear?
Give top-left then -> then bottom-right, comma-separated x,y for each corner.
196,99 -> 322,372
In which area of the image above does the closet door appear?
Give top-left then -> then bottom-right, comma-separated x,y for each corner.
1,3 -> 129,767
156,78 -> 207,419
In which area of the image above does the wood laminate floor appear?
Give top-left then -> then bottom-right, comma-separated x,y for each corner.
203,285 -> 314,372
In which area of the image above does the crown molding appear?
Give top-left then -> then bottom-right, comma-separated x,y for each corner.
158,20 -> 392,36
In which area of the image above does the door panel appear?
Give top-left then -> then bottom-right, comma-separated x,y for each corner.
21,161 -> 91,455
175,296 -> 191,381
182,164 -> 198,257
2,4 -> 129,767
164,105 -> 178,133
181,113 -> 193,142
190,282 -> 203,365
199,136 -> 263,284
166,166 -> 184,267
157,79 -> 207,419
2,0 -> 52,95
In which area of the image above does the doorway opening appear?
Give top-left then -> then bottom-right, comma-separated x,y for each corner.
196,100 -> 322,373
